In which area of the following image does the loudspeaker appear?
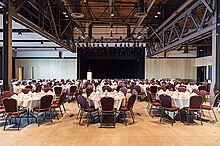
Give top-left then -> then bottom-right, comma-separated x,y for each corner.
59,51 -> 64,58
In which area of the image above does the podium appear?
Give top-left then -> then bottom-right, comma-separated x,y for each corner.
87,72 -> 92,80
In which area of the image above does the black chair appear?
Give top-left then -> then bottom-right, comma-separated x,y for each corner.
100,97 -> 116,128
77,95 -> 100,127
3,98 -> 26,130
183,95 -> 203,125
159,94 -> 180,126
33,95 -> 53,127
119,95 -> 136,126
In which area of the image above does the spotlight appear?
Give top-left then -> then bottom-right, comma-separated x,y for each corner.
18,31 -> 22,36
65,15 -> 68,18
63,11 -> 67,15
111,11 -> 114,17
75,26 -> 78,31
155,14 -> 158,18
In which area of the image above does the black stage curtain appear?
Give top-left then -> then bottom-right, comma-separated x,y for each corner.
77,47 -> 145,79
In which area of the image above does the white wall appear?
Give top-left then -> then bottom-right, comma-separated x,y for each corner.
145,58 -> 196,80
15,59 -> 77,80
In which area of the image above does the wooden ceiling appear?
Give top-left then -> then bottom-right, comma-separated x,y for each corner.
65,0 -> 169,25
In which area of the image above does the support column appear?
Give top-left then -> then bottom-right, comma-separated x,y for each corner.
2,0 -> 13,92
216,0 -> 220,91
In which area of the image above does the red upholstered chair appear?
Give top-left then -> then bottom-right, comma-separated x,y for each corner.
0,94 -> 5,116
51,93 -> 67,119
69,86 -> 77,99
86,88 -> 93,98
77,95 -> 100,127
44,87 -> 53,92
33,95 -> 53,127
134,85 -> 145,101
119,95 -> 136,126
3,98 -> 26,130
100,97 -> 116,128
183,95 -> 203,125
200,93 -> 220,123
199,90 -> 207,103
198,85 -> 206,91
2,91 -> 11,98
54,86 -> 62,97
21,88 -> 31,94
120,87 -> 127,97
146,91 -> 161,117
177,87 -> 186,92
150,86 -> 158,99
35,84 -> 42,93
192,89 -> 199,95
159,94 -> 180,126
102,86 -> 113,92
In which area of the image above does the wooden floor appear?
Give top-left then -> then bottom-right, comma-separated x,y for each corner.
1,96 -> 220,146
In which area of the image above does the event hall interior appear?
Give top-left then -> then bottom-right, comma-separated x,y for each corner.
1,0 -> 220,145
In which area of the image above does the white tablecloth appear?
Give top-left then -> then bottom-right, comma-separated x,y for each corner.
157,90 -> 198,109
11,91 -> 56,110
88,91 -> 126,110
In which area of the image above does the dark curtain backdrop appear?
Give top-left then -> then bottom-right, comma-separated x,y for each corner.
83,59 -> 136,79
77,47 -> 145,79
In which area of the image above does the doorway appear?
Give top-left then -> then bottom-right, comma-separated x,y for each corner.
197,66 -> 206,83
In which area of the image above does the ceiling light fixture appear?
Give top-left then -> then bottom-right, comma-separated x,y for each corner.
65,15 -> 68,18
63,11 -> 67,15
111,11 -> 114,17
155,14 -> 158,18
18,31 -> 22,36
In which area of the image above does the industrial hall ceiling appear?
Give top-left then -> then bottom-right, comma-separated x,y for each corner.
0,0 -> 214,55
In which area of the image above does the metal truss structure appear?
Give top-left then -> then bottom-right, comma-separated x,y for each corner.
2,0 -> 77,52
146,0 -> 215,57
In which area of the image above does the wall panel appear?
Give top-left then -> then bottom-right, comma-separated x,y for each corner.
15,59 -> 77,80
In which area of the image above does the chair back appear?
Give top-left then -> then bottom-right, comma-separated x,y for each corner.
198,86 -> 206,91
21,88 -> 31,94
101,97 -> 114,111
177,87 -> 186,92
127,95 -> 136,110
120,87 -> 127,96
3,98 -> 18,113
44,87 -> 53,92
146,91 -> 153,103
192,89 -> 199,95
189,96 -> 203,109
77,95 -> 89,109
69,86 -> 77,94
2,91 -> 11,98
54,87 -> 62,95
159,94 -> 172,108
134,85 -> 141,93
213,93 -> 220,107
86,88 -> 93,97
150,86 -> 158,94
58,92 -> 67,105
40,95 -> 53,109
25,85 -> 33,90
102,86 -> 112,92
35,84 -> 41,93
0,94 -> 3,106
199,90 -> 206,98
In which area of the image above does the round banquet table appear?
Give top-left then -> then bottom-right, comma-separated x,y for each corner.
88,91 -> 126,110
11,91 -> 56,110
156,89 -> 198,109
